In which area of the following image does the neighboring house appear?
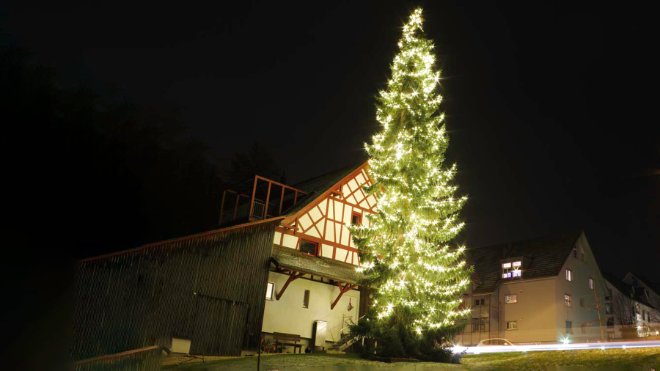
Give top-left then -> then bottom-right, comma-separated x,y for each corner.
623,272 -> 660,313
603,273 -> 660,339
73,162 -> 372,359
455,231 -> 609,345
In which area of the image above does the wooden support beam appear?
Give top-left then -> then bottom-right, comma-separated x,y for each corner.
331,282 -> 354,310
232,194 -> 242,220
264,182 -> 272,219
275,271 -> 304,300
219,190 -> 227,224
248,176 -> 259,220
278,186 -> 285,215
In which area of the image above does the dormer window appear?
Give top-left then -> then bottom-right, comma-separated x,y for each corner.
502,260 -> 522,279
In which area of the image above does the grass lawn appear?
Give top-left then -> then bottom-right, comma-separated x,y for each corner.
164,348 -> 660,370
461,348 -> 660,370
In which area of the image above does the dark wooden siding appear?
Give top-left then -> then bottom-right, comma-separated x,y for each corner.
73,221 -> 277,360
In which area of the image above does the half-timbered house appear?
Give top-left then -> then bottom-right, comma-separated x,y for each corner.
219,161 -> 376,351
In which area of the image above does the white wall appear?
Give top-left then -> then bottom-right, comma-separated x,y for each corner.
555,234 -> 607,343
499,277 -> 558,343
262,271 -> 360,350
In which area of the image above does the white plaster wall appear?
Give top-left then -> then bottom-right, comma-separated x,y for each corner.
262,271 -> 360,346
499,277 -> 558,343
555,234 -> 607,342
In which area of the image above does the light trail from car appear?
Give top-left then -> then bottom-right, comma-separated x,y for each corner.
453,340 -> 660,355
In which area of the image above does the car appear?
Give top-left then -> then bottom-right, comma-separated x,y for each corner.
476,338 -> 514,346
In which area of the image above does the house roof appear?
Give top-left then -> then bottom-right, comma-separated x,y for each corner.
281,161 -> 367,222
603,272 -> 629,294
604,272 -> 658,310
467,230 -> 583,294
625,272 -> 660,297
80,217 -> 283,263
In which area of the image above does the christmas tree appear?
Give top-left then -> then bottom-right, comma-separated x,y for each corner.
352,8 -> 471,354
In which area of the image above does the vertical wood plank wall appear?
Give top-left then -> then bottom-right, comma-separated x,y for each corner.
73,222 -> 276,360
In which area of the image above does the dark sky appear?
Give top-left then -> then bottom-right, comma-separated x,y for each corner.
3,1 -> 658,281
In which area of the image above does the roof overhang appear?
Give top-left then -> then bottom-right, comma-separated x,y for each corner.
270,244 -> 364,285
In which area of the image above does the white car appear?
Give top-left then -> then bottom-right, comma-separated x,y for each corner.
476,338 -> 514,346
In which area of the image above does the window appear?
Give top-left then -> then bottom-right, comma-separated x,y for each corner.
588,278 -> 594,290
474,298 -> 485,306
607,317 -> 614,328
565,269 -> 573,281
573,248 -> 578,258
299,240 -> 318,256
605,303 -> 612,314
501,260 -> 522,279
566,320 -> 572,334
303,290 -> 310,308
579,297 -> 584,307
472,317 -> 488,332
505,295 -> 517,304
266,282 -> 275,300
564,294 -> 572,307
351,212 -> 362,226
506,321 -> 517,330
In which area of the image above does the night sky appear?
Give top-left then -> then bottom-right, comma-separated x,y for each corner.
3,1 -> 658,283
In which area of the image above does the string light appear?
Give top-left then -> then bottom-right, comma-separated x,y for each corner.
353,7 -> 471,334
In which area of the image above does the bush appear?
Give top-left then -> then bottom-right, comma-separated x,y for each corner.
349,310 -> 464,363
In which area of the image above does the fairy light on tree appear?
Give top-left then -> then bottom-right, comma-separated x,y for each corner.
353,8 -> 472,344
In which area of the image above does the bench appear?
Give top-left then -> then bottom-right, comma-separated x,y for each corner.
273,332 -> 303,354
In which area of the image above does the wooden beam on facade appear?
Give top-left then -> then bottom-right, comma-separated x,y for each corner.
248,176 -> 259,221
275,271 -> 304,300
219,190 -> 227,224
330,282 -> 354,310
264,181 -> 272,219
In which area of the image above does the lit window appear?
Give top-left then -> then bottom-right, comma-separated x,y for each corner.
266,282 -> 275,300
588,278 -> 594,290
506,321 -> 517,330
565,269 -> 573,281
303,290 -> 310,308
564,294 -> 572,307
505,295 -> 517,304
502,260 -> 522,279
351,212 -> 362,226
299,240 -> 318,256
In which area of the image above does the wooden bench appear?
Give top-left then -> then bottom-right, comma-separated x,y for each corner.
273,332 -> 302,354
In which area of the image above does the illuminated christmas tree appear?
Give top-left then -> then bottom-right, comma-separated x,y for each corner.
353,8 -> 471,352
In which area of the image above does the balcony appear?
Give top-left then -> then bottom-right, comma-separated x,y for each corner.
219,175 -> 307,226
